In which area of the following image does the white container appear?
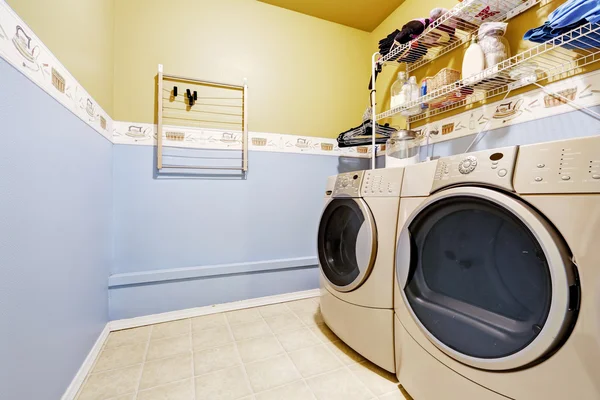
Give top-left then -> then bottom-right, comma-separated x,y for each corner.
462,36 -> 485,84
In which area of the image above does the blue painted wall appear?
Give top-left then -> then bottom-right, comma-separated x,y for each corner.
0,59 -> 113,399
109,145 -> 369,319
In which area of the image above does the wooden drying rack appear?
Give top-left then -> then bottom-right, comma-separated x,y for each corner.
157,64 -> 248,172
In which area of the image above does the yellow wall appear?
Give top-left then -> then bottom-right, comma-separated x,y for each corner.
369,0 -> 574,128
113,0 -> 371,138
7,0 -> 115,114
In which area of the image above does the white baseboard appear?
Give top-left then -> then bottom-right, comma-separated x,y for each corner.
61,323 -> 110,400
109,288 -> 321,331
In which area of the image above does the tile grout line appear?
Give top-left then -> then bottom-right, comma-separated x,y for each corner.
224,312 -> 255,399
134,326 -> 153,397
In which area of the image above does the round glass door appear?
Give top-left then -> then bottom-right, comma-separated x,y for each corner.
318,198 -> 377,292
396,187 -> 579,370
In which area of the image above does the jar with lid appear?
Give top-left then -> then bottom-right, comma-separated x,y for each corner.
478,22 -> 510,68
385,129 -> 421,168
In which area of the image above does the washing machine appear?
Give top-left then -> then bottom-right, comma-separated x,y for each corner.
318,167 -> 404,372
394,136 -> 600,400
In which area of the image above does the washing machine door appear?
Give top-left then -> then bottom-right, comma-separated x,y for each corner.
318,197 -> 377,292
396,187 -> 579,371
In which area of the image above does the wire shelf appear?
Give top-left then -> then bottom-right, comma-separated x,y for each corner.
379,0 -> 541,73
376,22 -> 600,123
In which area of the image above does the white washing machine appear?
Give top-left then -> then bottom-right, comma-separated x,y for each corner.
318,167 -> 404,372
394,136 -> 600,400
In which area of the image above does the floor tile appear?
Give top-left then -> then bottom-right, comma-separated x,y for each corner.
194,365 -> 252,400
105,394 -> 135,400
245,354 -> 301,392
257,303 -> 291,318
92,342 -> 146,373
254,380 -> 314,400
193,343 -> 241,375
288,344 -> 342,377
137,378 -> 193,400
275,327 -> 320,353
309,324 -> 339,344
294,310 -> 324,327
326,341 -> 365,365
77,365 -> 141,400
225,308 -> 262,326
286,299 -> 319,314
151,319 -> 191,341
230,320 -> 271,341
192,326 -> 233,351
379,391 -> 408,400
306,368 -> 372,400
263,313 -> 304,334
236,335 -> 284,363
349,362 -> 399,396
105,326 -> 151,349
191,313 -> 227,332
139,353 -> 193,390
146,333 -> 191,361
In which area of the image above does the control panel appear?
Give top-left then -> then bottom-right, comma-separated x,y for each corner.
361,167 -> 404,197
332,171 -> 365,198
514,136 -> 600,194
431,146 -> 518,192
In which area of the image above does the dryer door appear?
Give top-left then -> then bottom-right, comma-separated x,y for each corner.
318,198 -> 377,292
396,187 -> 579,371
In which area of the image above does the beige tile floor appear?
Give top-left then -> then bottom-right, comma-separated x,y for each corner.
76,297 -> 411,400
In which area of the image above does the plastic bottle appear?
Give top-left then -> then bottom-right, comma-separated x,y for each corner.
391,72 -> 407,109
402,76 -> 421,116
462,36 -> 485,84
420,78 -> 428,110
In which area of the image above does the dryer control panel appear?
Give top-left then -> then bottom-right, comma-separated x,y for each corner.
514,136 -> 600,194
332,171 -> 365,198
432,146 -> 518,192
361,167 -> 404,197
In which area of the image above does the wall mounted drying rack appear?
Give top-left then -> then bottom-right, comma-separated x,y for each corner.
157,64 -> 248,173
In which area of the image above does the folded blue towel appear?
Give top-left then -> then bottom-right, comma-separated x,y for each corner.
548,0 -> 600,28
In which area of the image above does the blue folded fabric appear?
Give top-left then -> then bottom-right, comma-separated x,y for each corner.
524,0 -> 600,49
548,0 -> 600,28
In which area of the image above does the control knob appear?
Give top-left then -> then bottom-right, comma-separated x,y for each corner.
459,156 -> 478,174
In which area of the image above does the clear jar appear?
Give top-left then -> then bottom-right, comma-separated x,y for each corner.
386,130 -> 421,168
391,72 -> 407,109
478,22 -> 510,68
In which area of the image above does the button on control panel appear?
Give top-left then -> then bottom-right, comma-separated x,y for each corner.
514,136 -> 600,194
432,147 -> 518,192
361,168 -> 404,197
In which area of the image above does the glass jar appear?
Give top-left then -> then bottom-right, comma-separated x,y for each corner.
386,129 -> 421,168
478,22 -> 511,68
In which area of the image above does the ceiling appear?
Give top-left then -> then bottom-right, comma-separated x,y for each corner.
258,0 -> 405,32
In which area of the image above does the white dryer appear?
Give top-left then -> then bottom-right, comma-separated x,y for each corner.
318,167 -> 404,372
394,136 -> 600,400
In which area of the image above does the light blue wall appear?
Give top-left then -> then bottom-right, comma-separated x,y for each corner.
0,59 -> 113,399
109,145 -> 369,319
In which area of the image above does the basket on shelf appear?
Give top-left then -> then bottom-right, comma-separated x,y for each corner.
429,68 -> 461,92
544,87 -> 577,108
320,143 -> 333,151
251,137 -> 267,146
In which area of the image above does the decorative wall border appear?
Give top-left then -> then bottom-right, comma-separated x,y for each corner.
0,0 -> 112,141
113,120 -> 377,158
416,69 -> 600,146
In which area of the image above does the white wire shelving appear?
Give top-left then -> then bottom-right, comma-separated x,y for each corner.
379,0 -> 541,73
376,22 -> 600,123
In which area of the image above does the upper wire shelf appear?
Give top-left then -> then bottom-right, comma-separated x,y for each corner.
379,0 -> 541,73
377,22 -> 600,123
